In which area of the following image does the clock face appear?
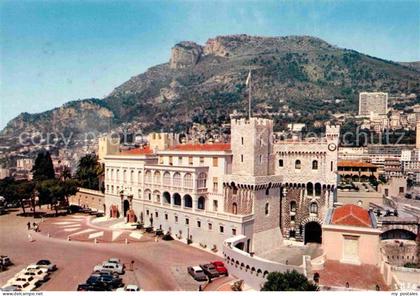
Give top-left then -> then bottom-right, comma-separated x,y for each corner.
328,143 -> 337,151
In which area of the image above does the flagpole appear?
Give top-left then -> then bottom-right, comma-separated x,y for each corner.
248,70 -> 252,119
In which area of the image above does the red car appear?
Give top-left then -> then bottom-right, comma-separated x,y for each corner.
211,261 -> 228,276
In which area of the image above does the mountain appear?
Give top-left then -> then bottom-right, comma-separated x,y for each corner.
2,34 -> 420,144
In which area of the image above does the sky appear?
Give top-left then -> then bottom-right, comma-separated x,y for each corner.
1,0 -> 419,129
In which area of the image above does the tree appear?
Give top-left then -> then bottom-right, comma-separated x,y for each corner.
60,166 -> 72,181
32,151 -> 55,182
76,154 -> 103,190
37,179 -> 64,215
261,270 -> 318,291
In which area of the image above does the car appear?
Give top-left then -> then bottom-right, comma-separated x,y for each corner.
0,256 -> 12,266
116,284 -> 142,291
7,275 -> 40,289
20,268 -> 50,282
77,282 -> 112,291
211,261 -> 228,276
68,205 -> 83,214
91,270 -> 120,279
97,275 -> 123,288
105,258 -> 123,266
86,275 -> 100,286
187,266 -> 208,282
94,262 -> 124,274
3,282 -> 35,291
35,260 -> 57,272
199,263 -> 220,278
0,285 -> 22,291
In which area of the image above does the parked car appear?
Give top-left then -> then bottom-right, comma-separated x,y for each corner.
116,284 -> 142,291
91,270 -> 120,279
105,258 -> 123,266
3,282 -> 35,291
20,267 -> 50,282
77,282 -> 112,291
211,261 -> 228,276
35,260 -> 56,272
86,275 -> 100,286
1,285 -> 21,291
0,256 -> 11,266
199,263 -> 219,278
68,205 -> 83,214
94,262 -> 124,274
8,275 -> 40,289
97,275 -> 123,288
187,266 -> 208,282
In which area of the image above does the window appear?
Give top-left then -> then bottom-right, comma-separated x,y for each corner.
185,218 -> 189,225
212,157 -> 218,167
169,156 -> 173,165
241,137 -> 244,145
213,200 -> 218,212
312,160 -> 318,170
213,177 -> 218,192
175,215 -> 178,223
310,202 -> 318,214
197,221 -> 201,228
279,159 -> 283,167
199,157 -> 204,164
165,213 -> 168,220
232,202 -> 238,214
219,226 -> 224,233
295,160 -> 301,169
155,211 -> 158,218
159,157 -> 163,164
384,188 -> 389,196
330,161 -> 334,171
291,215 -> 295,221
232,228 -> 236,236
259,155 -> 262,163
290,201 -> 297,212
178,156 -> 182,165
265,202 -> 269,216
399,187 -> 404,193
146,210 -> 149,216
208,223 -> 212,230
241,155 -> 244,162
188,156 -> 193,165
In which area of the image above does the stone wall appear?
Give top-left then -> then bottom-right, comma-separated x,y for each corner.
69,188 -> 105,212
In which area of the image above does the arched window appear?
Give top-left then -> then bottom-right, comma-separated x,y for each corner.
307,182 -> 314,196
173,193 -> 181,205
295,160 -> 301,169
184,173 -> 193,188
184,195 -> 192,208
290,201 -> 297,212
173,172 -> 181,187
153,171 -> 161,184
265,203 -> 269,215
123,170 -> 127,182
153,190 -> 161,203
197,196 -> 205,210
310,202 -> 318,214
312,160 -> 318,170
197,173 -> 207,188
144,189 -> 152,201
315,183 -> 322,196
232,202 -> 238,214
163,171 -> 171,185
145,170 -> 152,183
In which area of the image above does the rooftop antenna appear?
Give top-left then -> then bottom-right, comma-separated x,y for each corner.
245,68 -> 252,119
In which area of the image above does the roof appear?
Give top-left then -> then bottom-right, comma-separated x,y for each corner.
120,146 -> 153,155
331,204 -> 372,228
337,160 -> 377,168
167,143 -> 231,152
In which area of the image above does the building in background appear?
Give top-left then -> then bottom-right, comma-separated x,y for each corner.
358,92 -> 388,117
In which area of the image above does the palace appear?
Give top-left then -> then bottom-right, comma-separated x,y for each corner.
103,114 -> 340,254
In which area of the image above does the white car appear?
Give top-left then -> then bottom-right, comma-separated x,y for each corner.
116,284 -> 142,291
7,275 -> 39,290
2,282 -> 35,291
20,267 -> 50,282
35,260 -> 56,272
93,262 -> 124,274
106,258 -> 122,265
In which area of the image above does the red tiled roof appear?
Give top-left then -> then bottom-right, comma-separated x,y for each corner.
337,160 -> 377,168
331,204 -> 372,228
168,143 -> 231,152
120,146 -> 153,155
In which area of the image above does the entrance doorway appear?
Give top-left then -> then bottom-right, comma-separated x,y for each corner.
123,200 -> 130,217
304,222 -> 322,244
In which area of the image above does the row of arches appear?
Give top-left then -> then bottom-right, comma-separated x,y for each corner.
224,255 -> 269,278
294,160 -> 319,170
158,191 -> 206,210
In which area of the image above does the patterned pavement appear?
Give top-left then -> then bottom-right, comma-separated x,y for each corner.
39,215 -> 146,243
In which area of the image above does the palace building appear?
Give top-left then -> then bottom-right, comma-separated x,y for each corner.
103,114 -> 339,254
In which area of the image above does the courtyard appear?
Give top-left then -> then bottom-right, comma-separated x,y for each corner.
0,209 -> 227,291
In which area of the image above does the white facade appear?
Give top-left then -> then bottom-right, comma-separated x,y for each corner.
103,116 -> 340,253
358,92 -> 388,116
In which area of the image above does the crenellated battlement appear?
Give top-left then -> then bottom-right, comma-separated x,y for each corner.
231,116 -> 273,127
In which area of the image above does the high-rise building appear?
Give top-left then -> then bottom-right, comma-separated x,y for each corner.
358,92 -> 388,116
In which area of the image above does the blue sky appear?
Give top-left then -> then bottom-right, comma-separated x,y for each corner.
1,0 -> 419,129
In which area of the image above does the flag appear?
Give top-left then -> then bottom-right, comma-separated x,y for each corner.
245,70 -> 251,86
